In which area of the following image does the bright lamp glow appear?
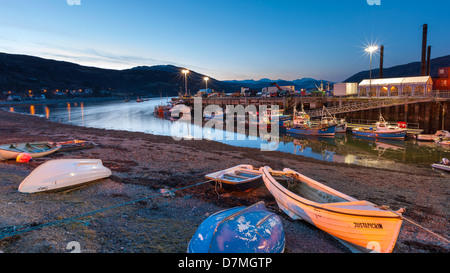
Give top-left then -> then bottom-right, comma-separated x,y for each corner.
365,45 -> 378,53
182,69 -> 189,74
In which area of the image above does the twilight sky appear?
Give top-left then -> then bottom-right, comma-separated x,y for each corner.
0,0 -> 449,82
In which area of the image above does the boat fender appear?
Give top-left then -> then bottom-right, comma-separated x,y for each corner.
16,153 -> 32,163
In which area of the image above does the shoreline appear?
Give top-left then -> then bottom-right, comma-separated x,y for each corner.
0,96 -> 126,107
0,108 -> 448,253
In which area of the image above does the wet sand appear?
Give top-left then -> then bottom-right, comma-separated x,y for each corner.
0,108 -> 448,253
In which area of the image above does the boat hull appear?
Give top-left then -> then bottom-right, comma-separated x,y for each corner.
352,129 -> 406,140
431,163 -> 450,172
260,167 -> 403,253
286,125 -> 336,136
335,123 -> 347,133
277,116 -> 291,127
187,201 -> 285,253
18,159 -> 112,193
0,142 -> 61,160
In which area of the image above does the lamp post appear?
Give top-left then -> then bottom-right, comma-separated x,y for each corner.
182,69 -> 190,97
204,77 -> 209,90
365,45 -> 378,97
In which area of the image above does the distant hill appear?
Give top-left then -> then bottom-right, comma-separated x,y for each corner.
223,78 -> 334,91
343,55 -> 450,83
0,52 -> 235,96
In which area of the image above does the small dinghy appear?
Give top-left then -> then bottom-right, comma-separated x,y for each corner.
432,158 -> 450,172
18,159 -> 112,193
260,166 -> 405,253
0,142 -> 61,160
187,201 -> 285,253
205,164 -> 263,191
57,140 -> 97,152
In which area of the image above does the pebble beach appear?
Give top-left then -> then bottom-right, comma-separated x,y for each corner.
0,107 -> 448,254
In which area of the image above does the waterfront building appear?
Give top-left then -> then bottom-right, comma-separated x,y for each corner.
433,67 -> 450,91
357,76 -> 433,97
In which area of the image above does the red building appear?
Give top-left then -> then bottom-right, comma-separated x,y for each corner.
433,67 -> 450,90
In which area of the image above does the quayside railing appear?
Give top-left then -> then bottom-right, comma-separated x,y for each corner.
306,97 -> 434,118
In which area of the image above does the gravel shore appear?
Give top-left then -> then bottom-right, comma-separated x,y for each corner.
0,108 -> 448,253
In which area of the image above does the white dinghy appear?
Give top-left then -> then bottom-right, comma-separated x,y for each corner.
260,166 -> 405,253
19,159 -> 112,193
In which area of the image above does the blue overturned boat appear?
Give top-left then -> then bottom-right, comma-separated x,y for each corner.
187,201 -> 285,253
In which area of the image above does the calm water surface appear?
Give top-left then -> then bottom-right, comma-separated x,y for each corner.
6,98 -> 450,172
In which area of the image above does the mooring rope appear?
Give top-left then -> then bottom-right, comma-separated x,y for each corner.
388,209 -> 450,245
0,179 -> 214,241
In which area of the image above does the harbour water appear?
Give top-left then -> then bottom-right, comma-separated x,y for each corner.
5,98 -> 450,172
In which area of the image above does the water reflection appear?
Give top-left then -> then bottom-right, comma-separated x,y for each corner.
6,98 -> 450,171
45,106 -> 50,119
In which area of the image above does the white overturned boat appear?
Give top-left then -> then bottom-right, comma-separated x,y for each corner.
19,159 -> 112,193
260,166 -> 405,253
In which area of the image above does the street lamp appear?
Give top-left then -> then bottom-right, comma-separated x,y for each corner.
204,77 -> 209,90
182,69 -> 190,97
365,45 -> 378,97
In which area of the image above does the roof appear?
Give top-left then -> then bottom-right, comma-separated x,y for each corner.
359,76 -> 432,86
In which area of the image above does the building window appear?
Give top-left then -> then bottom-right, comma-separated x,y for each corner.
380,87 -> 388,96
402,86 -> 412,97
415,86 -> 424,96
359,87 -> 367,96
390,86 -> 399,96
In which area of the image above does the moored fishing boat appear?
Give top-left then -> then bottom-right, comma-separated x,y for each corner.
18,159 -> 112,193
285,105 -> 336,136
352,115 -> 406,140
260,166 -> 405,253
205,164 -> 262,191
0,142 -> 61,160
187,201 -> 285,253
317,106 -> 347,133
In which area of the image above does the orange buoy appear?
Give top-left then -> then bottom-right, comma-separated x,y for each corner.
16,153 -> 32,163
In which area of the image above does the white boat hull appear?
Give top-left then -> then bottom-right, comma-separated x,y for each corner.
431,163 -> 450,172
260,167 -> 404,253
19,159 -> 112,193
335,123 -> 347,133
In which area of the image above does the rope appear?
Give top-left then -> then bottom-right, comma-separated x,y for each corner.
403,217 -> 449,244
0,179 -> 214,241
378,206 -> 449,245
392,211 -> 450,244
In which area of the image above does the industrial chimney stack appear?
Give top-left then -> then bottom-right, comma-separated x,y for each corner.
379,45 -> 384,78
421,24 -> 428,76
426,45 -> 431,76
